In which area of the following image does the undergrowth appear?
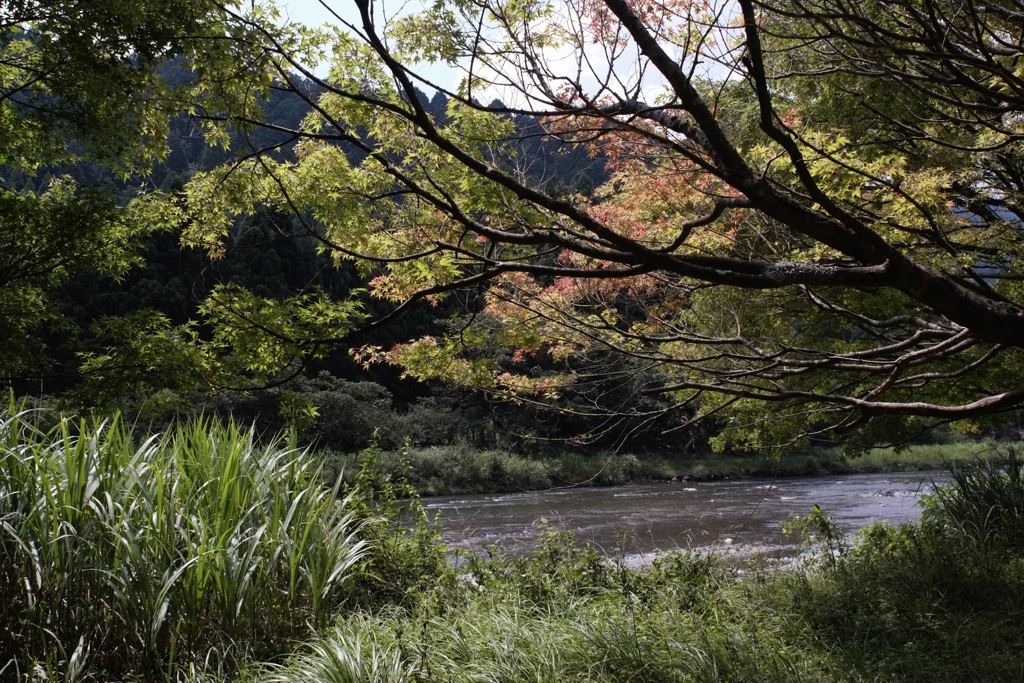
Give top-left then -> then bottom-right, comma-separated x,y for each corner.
321,440 -> 1008,497
6,403 -> 1022,682
0,405 -> 367,680
263,450 -> 1024,683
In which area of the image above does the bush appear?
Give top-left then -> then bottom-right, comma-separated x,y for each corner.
412,444 -> 552,494
546,452 -> 645,487
301,376 -> 398,452
774,456 -> 1024,681
340,443 -> 456,610
389,396 -> 485,448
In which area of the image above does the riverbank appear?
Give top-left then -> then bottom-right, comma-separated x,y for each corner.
268,469 -> 1024,683
322,439 -> 1009,496
6,411 -> 1022,681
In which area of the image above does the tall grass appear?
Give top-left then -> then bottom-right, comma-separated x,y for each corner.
922,448 -> 1024,551
0,407 -> 366,679
259,553 -> 826,683
321,440 -> 1010,497
324,444 -> 651,496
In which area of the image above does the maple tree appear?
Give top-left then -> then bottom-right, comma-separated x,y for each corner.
162,0 -> 1024,449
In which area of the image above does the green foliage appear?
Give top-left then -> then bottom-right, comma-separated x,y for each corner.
200,0 -> 1024,452
259,616 -> 416,683
7,0 -> 1024,456
200,284 -> 365,376
782,517 -> 1024,681
0,0 -> 327,394
381,442 -> 552,495
465,524 -> 623,605
325,443 -> 663,496
772,457 -> 1024,680
783,504 -> 849,570
342,441 -> 456,609
2,1 -> 185,170
294,374 -> 398,450
260,539 -> 819,683
71,310 -> 215,414
0,405 -> 366,679
921,449 -> 1024,553
0,180 -> 164,380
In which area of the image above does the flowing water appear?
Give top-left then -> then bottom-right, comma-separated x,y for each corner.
423,471 -> 943,562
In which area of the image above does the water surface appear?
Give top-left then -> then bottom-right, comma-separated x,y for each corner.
424,472 -> 942,560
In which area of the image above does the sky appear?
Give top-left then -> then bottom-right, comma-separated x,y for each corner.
276,0 -> 730,105
280,0 -> 354,29
280,0 -> 462,90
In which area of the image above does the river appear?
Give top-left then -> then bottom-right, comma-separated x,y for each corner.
423,471 -> 943,562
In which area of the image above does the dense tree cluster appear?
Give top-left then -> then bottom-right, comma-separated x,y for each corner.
0,0 -> 286,381
3,0 -> 1024,451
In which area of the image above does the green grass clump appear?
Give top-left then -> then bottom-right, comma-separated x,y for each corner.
921,448 -> 1024,551
259,533 -> 829,682
259,454 -> 1024,683
0,407 -> 366,680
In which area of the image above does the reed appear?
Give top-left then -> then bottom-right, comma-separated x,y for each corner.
922,447 -> 1024,551
0,405 -> 366,679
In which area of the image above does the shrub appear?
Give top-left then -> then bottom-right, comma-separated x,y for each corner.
341,443 -> 457,609
776,456 -> 1024,681
465,524 -> 621,605
390,396 -> 484,448
302,377 -> 398,452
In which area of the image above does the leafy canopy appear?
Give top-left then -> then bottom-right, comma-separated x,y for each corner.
74,0 -> 1024,448
0,0 -> 324,387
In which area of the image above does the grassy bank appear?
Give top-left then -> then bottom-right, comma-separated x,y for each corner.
679,440 -> 1010,479
5,410 -> 1023,681
0,409 -> 371,680
322,439 -> 1009,497
261,454 -> 1024,682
